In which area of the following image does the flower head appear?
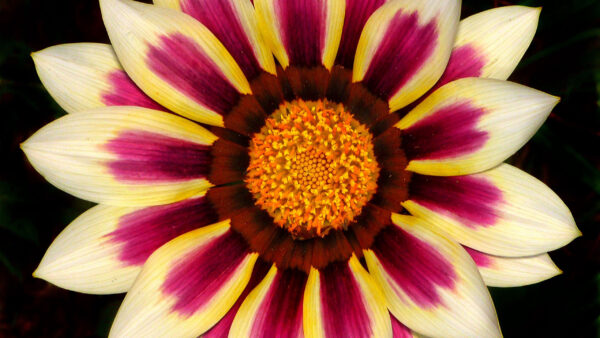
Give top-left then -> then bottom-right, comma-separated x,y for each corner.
25,0 -> 580,336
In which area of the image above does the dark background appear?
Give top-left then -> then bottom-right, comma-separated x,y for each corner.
0,0 -> 598,336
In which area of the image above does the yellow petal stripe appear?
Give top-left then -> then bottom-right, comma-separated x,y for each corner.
255,0 -> 345,70
100,0 -> 251,126
353,0 -> 460,111
109,221 -> 258,337
303,257 -> 392,338
230,265 -> 306,338
153,0 -> 276,76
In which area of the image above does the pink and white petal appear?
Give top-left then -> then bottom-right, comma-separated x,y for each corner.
303,256 -> 392,338
255,0 -> 345,69
33,196 -> 216,294
403,164 -> 580,257
353,0 -> 460,111
154,0 -> 275,78
230,265 -> 306,337
32,43 -> 163,113
465,247 -> 561,287
364,215 -> 501,337
100,0 -> 251,126
21,106 -> 216,206
449,6 -> 540,83
109,221 -> 258,337
397,77 -> 559,176
335,0 -> 388,69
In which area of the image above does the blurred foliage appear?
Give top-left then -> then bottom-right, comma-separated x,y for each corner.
0,0 -> 598,337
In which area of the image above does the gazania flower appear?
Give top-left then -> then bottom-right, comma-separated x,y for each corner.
24,0 -> 581,336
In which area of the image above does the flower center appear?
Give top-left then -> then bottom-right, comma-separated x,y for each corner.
246,99 -> 380,239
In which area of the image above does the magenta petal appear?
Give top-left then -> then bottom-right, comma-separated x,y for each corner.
464,246 -> 494,268
362,11 -> 437,100
162,230 -> 251,316
335,0 -> 385,68
275,0 -> 326,67
101,70 -> 165,110
414,44 -> 487,105
180,0 -> 262,79
372,225 -> 457,307
392,316 -> 413,338
106,197 -> 217,266
105,130 -> 211,183
320,262 -> 372,337
146,33 -> 240,115
434,44 -> 486,90
402,102 -> 489,161
250,269 -> 306,338
409,174 -> 503,228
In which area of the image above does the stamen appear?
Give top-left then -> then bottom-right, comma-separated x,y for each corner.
246,99 -> 380,239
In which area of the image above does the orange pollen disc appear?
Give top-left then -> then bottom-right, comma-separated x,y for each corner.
245,99 -> 380,239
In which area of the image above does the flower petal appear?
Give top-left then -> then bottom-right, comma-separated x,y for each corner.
109,221 -> 258,337
364,215 -> 500,337
100,0 -> 251,126
32,43 -> 163,114
255,0 -> 345,69
391,316 -> 415,338
33,196 -> 217,294
353,0 -> 460,111
446,6 -> 540,84
153,0 -> 275,78
203,260 -> 271,338
21,106 -> 216,206
334,0 -> 387,69
465,247 -> 561,287
229,265 -> 306,337
303,256 -> 392,338
403,163 -> 580,256
397,77 -> 559,176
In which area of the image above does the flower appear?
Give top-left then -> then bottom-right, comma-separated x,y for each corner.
23,0 -> 581,336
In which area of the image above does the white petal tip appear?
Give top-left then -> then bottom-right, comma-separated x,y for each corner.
30,46 -> 62,64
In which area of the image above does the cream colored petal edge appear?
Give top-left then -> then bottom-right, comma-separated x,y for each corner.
398,77 -> 559,176
32,43 -> 121,114
471,250 -> 562,287
456,6 -> 540,80
365,214 -> 501,337
404,163 -> 580,256
34,204 -> 141,294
